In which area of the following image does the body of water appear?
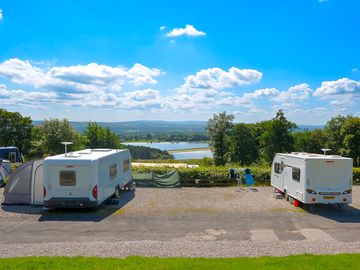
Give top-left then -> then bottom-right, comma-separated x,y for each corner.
125,141 -> 212,160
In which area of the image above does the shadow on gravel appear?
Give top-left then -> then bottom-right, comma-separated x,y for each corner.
2,191 -> 135,223
302,204 -> 360,223
38,191 -> 135,222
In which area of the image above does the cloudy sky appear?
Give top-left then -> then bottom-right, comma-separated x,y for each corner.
0,0 -> 359,124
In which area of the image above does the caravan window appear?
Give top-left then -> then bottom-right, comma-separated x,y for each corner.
109,164 -> 117,180
123,159 -> 130,172
292,168 -> 300,182
59,171 -> 76,186
274,163 -> 282,174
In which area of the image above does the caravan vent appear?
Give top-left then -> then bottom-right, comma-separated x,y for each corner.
78,151 -> 92,154
64,152 -> 81,158
91,149 -> 112,152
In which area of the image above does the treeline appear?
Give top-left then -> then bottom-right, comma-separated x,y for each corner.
0,109 -> 173,160
120,133 -> 208,142
208,110 -> 360,166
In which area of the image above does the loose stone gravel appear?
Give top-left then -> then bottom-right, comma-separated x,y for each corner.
1,240 -> 360,258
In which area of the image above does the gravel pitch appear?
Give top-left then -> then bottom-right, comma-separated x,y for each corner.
1,186 -> 360,258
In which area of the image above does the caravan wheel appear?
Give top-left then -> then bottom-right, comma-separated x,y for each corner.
128,181 -> 136,191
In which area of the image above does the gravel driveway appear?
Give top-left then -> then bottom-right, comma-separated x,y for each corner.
1,186 -> 360,257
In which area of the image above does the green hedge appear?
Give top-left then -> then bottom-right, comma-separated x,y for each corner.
354,168 -> 360,182
133,165 -> 271,186
133,166 -> 360,187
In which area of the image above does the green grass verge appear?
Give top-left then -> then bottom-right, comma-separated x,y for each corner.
1,254 -> 360,270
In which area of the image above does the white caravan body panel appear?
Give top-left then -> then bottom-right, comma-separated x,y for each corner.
271,152 -> 352,204
43,149 -> 132,208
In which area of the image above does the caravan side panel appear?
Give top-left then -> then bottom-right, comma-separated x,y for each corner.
98,150 -> 132,205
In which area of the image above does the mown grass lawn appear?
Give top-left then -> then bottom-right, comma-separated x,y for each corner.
0,254 -> 360,270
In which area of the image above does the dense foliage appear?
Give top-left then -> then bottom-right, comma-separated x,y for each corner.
0,109 -> 172,160
30,119 -> 84,157
0,109 -> 32,155
208,110 -> 360,166
207,112 -> 234,166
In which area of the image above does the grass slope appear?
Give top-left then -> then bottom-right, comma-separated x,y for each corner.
1,254 -> 360,270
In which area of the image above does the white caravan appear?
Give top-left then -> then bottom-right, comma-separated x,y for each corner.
43,149 -> 132,208
271,152 -> 353,205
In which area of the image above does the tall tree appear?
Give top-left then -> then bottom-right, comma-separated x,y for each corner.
0,109 -> 33,155
260,110 -> 296,163
33,119 -> 84,156
341,117 -> 360,166
207,112 -> 234,166
83,122 -> 121,149
324,115 -> 350,154
230,123 -> 258,165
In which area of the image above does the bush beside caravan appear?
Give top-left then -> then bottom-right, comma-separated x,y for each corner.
271,152 -> 353,206
43,149 -> 133,208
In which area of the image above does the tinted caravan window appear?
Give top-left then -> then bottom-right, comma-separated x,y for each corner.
274,162 -> 282,174
123,159 -> 130,172
59,171 -> 76,186
109,164 -> 117,180
292,168 -> 300,182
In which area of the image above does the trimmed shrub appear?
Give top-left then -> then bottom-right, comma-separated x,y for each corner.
133,165 -> 360,187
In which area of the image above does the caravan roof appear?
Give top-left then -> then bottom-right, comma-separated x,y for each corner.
44,149 -> 129,164
277,152 -> 352,161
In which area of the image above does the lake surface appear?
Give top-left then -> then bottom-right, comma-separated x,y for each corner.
125,141 -> 212,160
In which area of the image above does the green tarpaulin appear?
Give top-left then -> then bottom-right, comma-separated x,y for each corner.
133,170 -> 180,188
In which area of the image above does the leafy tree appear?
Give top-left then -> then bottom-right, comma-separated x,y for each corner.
0,109 -> 32,155
293,129 -> 327,154
324,115 -> 350,154
230,123 -> 258,165
341,117 -> 360,166
207,112 -> 234,166
83,122 -> 121,148
259,110 -> 296,163
32,119 -> 84,156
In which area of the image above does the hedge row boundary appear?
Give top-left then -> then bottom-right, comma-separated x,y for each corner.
133,166 -> 360,187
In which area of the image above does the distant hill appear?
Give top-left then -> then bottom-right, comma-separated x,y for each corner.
32,120 -> 209,135
32,120 -> 323,135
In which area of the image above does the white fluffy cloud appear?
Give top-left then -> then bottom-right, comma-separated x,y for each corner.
0,59 -> 162,93
313,78 -> 360,97
166,25 -> 206,37
169,66 -> 261,110
242,83 -> 312,102
180,67 -> 262,92
243,88 -> 280,99
277,83 -> 312,102
0,84 -> 58,108
0,9 -> 3,21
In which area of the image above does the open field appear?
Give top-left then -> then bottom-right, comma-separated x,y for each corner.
1,187 -> 360,257
1,254 -> 360,270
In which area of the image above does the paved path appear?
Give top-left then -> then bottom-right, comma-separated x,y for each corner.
1,187 -> 360,257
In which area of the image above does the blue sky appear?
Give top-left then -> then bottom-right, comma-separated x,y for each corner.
0,0 -> 359,124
